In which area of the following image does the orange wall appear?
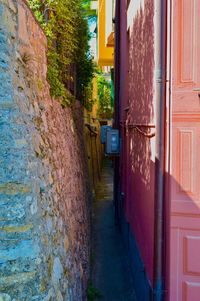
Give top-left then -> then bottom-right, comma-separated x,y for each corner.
98,0 -> 114,66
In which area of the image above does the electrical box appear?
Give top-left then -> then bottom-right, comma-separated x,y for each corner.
105,129 -> 120,155
100,125 -> 112,144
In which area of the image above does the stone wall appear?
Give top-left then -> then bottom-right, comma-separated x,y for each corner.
0,1 -> 90,300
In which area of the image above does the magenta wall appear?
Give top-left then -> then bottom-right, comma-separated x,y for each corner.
119,0 -> 128,197
119,0 -> 155,283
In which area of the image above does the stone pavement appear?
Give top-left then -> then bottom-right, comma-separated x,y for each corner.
91,159 -> 137,301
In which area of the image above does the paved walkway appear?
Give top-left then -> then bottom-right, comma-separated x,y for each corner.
91,159 -> 137,301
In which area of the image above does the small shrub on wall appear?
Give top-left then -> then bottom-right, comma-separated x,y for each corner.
28,0 -> 94,107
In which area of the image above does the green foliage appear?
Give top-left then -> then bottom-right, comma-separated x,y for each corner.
46,51 -> 68,100
83,82 -> 96,112
28,0 -> 94,106
28,0 -> 44,24
97,73 -> 113,119
87,282 -> 102,301
76,11 -> 94,100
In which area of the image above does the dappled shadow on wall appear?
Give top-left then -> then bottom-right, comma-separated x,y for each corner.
123,0 -> 155,281
127,0 -> 155,189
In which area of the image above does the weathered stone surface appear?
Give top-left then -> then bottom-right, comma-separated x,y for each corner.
0,293 -> 11,301
0,0 -> 91,300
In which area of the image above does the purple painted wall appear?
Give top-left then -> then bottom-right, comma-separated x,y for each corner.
118,0 -> 128,197
117,1 -> 200,300
119,0 -> 155,283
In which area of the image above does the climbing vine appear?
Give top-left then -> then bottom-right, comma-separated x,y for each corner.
28,0 -> 94,106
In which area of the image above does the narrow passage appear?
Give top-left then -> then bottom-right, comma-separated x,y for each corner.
92,159 -> 137,301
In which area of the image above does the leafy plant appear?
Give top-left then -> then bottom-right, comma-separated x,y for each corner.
28,0 -> 94,106
87,282 -> 102,301
97,73 -> 113,119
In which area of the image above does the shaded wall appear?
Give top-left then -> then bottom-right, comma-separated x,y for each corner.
0,1 -> 90,300
119,0 -> 155,284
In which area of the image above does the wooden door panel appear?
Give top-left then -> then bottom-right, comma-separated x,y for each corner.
183,282 -> 200,301
170,227 -> 200,301
183,235 -> 200,276
170,0 -> 200,300
177,0 -> 196,85
175,127 -> 195,196
172,95 -> 200,112
171,121 -> 200,207
173,0 -> 200,89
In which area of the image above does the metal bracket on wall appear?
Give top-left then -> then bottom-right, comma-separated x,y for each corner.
121,123 -> 156,138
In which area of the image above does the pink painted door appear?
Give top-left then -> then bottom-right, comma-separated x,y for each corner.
170,0 -> 200,300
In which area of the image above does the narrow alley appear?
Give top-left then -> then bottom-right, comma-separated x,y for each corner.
91,160 -> 137,301
1,0 -> 200,300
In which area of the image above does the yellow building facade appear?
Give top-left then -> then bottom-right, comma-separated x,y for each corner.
98,0 -> 114,66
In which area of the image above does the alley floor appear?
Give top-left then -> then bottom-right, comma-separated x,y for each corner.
91,159 -> 137,301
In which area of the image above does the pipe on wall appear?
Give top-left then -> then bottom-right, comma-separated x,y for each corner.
153,0 -> 168,300
164,0 -> 172,299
